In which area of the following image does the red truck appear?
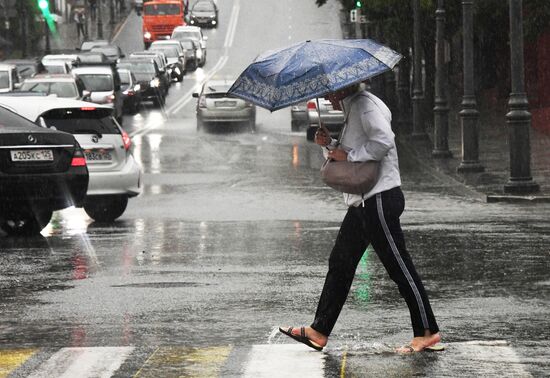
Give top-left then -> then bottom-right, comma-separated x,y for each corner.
142,0 -> 186,48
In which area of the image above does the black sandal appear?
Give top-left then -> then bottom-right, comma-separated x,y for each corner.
279,326 -> 324,351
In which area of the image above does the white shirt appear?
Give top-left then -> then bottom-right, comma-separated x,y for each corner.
323,90 -> 401,207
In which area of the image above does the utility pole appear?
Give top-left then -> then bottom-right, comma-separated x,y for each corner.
411,0 -> 427,139
458,0 -> 484,172
97,0 -> 103,39
504,0 -> 539,194
432,0 -> 452,157
109,0 -> 115,26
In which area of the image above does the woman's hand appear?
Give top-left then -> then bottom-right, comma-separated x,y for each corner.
328,148 -> 348,161
314,128 -> 332,146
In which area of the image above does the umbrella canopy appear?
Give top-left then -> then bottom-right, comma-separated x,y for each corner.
228,39 -> 402,111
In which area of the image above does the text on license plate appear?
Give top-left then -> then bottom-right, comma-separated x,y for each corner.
215,100 -> 237,107
85,150 -> 112,161
10,149 -> 53,161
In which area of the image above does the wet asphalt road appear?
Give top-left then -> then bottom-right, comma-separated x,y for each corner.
2,0 -> 550,377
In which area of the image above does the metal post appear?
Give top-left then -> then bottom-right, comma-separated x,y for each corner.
110,0 -> 115,26
396,49 -> 411,134
44,18 -> 50,54
97,0 -> 103,39
411,0 -> 427,139
433,0 -> 452,157
504,0 -> 539,193
355,8 -> 362,39
457,0 -> 484,172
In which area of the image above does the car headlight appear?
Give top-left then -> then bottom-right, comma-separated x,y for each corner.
144,31 -> 152,39
150,78 -> 160,87
173,67 -> 181,75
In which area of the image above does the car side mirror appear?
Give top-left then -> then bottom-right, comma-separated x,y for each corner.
192,93 -> 199,98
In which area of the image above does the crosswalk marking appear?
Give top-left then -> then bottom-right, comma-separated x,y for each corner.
134,346 -> 232,378
243,344 -> 325,378
0,349 -> 37,378
27,347 -> 134,378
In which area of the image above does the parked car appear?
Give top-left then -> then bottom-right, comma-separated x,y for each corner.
0,64 -> 22,93
176,39 -> 199,70
0,96 -> 142,222
192,79 -> 256,132
0,103 -> 88,234
79,39 -> 110,52
117,68 -> 142,113
72,65 -> 124,123
90,45 -> 126,63
188,0 -> 218,28
171,25 -> 207,66
117,58 -> 165,106
2,58 -> 45,80
129,51 -> 171,95
305,98 -> 344,141
290,101 -> 308,132
19,74 -> 90,101
149,40 -> 186,81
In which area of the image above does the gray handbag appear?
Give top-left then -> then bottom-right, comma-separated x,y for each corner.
320,94 -> 380,194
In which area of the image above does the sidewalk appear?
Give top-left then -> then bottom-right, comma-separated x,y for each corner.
45,1 -> 133,51
397,103 -> 550,203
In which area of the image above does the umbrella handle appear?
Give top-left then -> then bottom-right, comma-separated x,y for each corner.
315,98 -> 331,136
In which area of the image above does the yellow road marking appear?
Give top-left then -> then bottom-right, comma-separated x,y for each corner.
340,347 -> 348,378
0,349 -> 37,378
134,346 -> 232,378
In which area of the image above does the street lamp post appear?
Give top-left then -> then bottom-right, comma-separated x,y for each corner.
411,0 -> 427,139
457,0 -> 484,172
432,0 -> 452,158
110,0 -> 115,26
44,17 -> 50,54
504,0 -> 539,194
97,0 -> 103,39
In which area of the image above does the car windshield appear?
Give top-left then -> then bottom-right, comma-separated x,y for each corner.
180,41 -> 194,50
144,4 -> 180,15
172,31 -> 199,40
17,65 -> 38,80
193,2 -> 214,11
151,47 -> 178,58
20,82 -> 78,98
44,65 -> 66,74
78,74 -> 113,91
0,71 -> 10,89
41,108 -> 120,135
118,71 -> 131,85
118,62 -> 155,74
0,106 -> 38,129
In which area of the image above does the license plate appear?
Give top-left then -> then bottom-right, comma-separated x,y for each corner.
85,150 -> 112,161
215,100 -> 236,107
10,149 -> 53,162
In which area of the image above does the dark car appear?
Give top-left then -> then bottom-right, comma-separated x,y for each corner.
2,58 -> 45,80
177,39 -> 199,70
188,0 -> 218,28
0,105 -> 88,235
117,58 -> 165,106
118,68 -> 142,113
129,51 -> 171,95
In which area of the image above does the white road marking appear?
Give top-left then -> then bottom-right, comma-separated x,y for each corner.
27,347 -> 134,378
243,344 -> 325,378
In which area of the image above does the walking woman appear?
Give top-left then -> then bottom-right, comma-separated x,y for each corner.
280,82 -> 441,353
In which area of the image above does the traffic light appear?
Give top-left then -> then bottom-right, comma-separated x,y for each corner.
356,0 -> 362,8
37,0 -> 56,34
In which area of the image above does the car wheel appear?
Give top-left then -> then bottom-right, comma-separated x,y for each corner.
178,72 -> 184,82
306,126 -> 318,141
84,195 -> 128,222
0,209 -> 53,235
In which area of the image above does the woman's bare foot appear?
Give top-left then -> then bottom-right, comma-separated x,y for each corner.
396,331 -> 441,353
280,326 -> 328,348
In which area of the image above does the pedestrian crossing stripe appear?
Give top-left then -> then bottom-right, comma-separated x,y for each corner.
0,349 -> 37,378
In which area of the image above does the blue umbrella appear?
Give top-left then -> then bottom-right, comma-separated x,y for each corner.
227,39 -> 402,112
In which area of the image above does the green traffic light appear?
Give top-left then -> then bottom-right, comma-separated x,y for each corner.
38,0 -> 49,10
356,0 -> 362,8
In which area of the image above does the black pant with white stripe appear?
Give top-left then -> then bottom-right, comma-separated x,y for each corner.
311,187 -> 439,337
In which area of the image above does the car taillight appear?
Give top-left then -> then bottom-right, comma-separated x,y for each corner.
198,96 -> 206,108
307,101 -> 317,110
122,130 -> 131,151
71,149 -> 87,167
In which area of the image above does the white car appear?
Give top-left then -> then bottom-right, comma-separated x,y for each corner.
171,25 -> 207,67
0,96 -> 142,222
